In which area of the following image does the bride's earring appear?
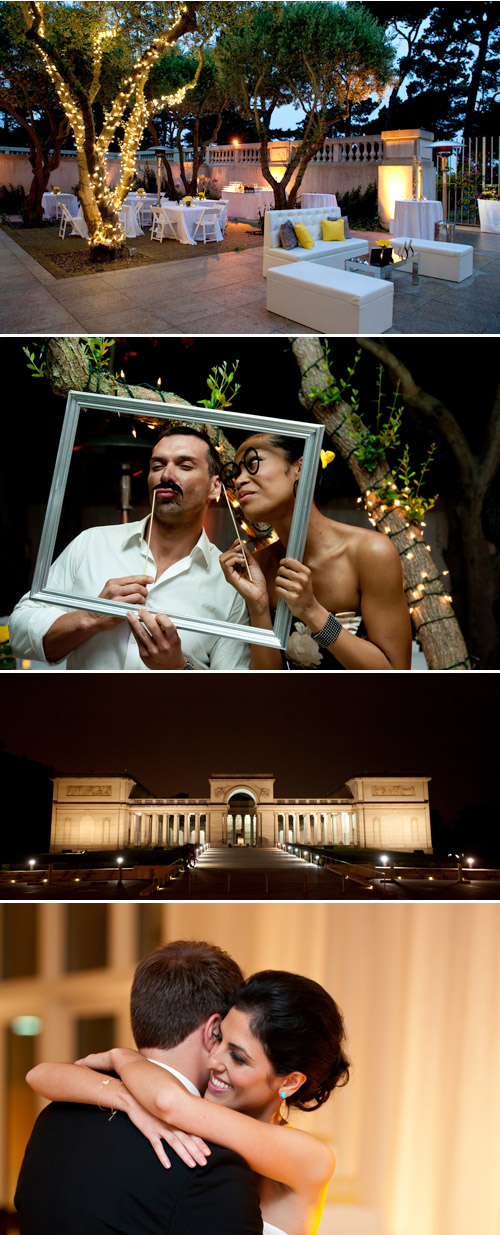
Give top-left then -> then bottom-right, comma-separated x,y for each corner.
279,1090 -> 287,1100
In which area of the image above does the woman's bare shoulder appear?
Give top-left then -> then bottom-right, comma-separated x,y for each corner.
333,521 -> 400,568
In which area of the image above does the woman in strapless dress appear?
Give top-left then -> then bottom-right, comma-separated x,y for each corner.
219,432 -> 411,670
29,971 -> 349,1235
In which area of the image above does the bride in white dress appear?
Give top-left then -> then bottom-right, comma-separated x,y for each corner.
27,970 -> 349,1235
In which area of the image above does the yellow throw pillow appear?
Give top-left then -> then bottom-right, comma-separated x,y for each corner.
293,221 -> 315,249
321,217 -> 345,242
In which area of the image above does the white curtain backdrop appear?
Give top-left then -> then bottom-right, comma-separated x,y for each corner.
167,903 -> 500,1235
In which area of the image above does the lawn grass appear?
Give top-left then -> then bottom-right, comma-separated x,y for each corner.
0,218 -> 264,279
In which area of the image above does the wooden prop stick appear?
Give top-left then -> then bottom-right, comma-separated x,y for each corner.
222,484 -> 253,580
144,488 -> 156,580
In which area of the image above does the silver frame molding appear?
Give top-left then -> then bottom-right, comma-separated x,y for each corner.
30,390 -> 324,651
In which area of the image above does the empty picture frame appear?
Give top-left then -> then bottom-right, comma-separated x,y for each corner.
30,389 -> 325,651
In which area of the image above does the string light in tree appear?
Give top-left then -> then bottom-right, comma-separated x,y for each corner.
24,1 -> 199,250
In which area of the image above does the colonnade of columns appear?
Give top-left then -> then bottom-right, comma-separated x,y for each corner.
276,810 -> 357,847
131,811 -> 208,847
224,812 -> 258,845
129,807 -> 358,848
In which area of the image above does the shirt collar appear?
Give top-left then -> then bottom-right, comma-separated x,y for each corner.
122,520 -> 212,570
146,1059 -> 201,1097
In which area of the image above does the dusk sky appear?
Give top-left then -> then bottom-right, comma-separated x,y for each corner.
0,673 -> 497,828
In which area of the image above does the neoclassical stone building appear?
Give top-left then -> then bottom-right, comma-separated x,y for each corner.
50,772 -> 432,853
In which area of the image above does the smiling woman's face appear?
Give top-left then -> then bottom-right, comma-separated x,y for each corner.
231,435 -> 301,524
205,1006 -> 282,1118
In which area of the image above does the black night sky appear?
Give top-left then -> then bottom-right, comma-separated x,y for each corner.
0,673 -> 498,854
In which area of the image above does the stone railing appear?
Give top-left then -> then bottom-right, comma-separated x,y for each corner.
207,136 -> 384,167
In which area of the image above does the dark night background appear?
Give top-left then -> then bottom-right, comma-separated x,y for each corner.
0,673 -> 498,861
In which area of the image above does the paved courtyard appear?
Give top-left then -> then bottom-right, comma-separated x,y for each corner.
1,223 -> 499,335
0,848 -> 497,901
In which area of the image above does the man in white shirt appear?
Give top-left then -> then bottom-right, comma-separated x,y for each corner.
16,940 -> 263,1235
9,428 -> 250,670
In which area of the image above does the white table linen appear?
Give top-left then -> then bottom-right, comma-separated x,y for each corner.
301,193 -> 338,209
159,203 -> 224,245
72,204 -> 143,238
393,199 -> 443,240
9,523 -> 250,672
221,189 -> 274,219
477,199 -> 500,233
124,193 -> 159,226
42,192 -> 78,219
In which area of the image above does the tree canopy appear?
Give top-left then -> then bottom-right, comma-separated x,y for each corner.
362,3 -> 500,138
215,1 -> 396,206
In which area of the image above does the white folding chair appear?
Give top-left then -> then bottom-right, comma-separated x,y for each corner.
206,201 -> 228,234
150,206 -> 178,242
131,196 -> 152,228
58,203 -> 86,239
192,208 -> 219,243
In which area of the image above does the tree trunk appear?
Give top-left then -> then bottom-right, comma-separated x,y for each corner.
462,11 -> 496,139
23,118 -> 70,227
358,337 -> 500,669
147,120 -> 179,199
290,337 -> 472,671
23,146 -> 51,226
257,129 -> 288,208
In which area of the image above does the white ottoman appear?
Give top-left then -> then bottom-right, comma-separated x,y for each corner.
391,237 -> 473,282
266,262 -> 394,333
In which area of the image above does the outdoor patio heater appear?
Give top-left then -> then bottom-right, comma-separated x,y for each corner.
148,146 -> 170,205
429,140 -> 465,239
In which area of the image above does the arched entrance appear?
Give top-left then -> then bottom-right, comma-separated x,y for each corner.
226,790 -> 257,846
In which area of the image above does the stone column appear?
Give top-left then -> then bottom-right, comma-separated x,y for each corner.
378,129 -> 436,225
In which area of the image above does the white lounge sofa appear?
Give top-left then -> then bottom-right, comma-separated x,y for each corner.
391,236 -> 474,282
263,207 -> 369,277
266,262 -> 394,334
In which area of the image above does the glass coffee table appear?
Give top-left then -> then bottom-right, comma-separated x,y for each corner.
344,251 -> 420,282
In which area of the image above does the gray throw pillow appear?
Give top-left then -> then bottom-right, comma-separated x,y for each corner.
279,220 -> 298,250
328,214 -> 350,239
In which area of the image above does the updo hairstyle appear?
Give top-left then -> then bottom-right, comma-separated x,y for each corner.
232,969 -> 350,1111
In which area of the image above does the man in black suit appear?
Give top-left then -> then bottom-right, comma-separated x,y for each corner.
15,940 -> 263,1235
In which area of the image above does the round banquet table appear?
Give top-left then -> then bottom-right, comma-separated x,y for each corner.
42,192 -> 78,219
393,199 -> 443,240
158,203 -> 224,245
124,193 -> 162,225
301,193 -> 338,209
221,189 -> 274,220
71,204 -> 143,238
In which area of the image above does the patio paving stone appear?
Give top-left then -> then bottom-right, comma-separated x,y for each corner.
1,221 -> 499,336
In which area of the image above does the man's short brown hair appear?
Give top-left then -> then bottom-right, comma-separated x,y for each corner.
130,939 -> 243,1049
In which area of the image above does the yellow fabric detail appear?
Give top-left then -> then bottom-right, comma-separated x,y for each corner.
321,217 -> 345,241
293,222 -> 315,249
